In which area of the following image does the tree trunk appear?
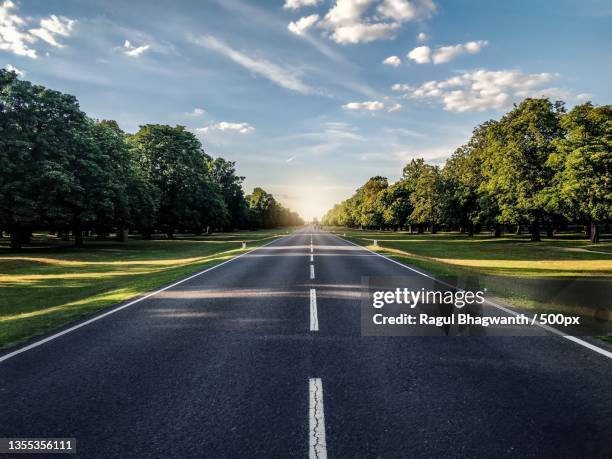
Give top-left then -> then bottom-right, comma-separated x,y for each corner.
166,231 -> 174,240
19,231 -> 31,244
493,224 -> 502,238
430,224 -> 437,234
590,221 -> 600,244
467,223 -> 474,237
529,221 -> 540,242
74,221 -> 83,247
10,231 -> 21,251
515,225 -> 522,236
117,228 -> 128,242
546,224 -> 554,238
417,225 -> 423,234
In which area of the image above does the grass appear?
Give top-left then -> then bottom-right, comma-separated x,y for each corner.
0,229 -> 290,350
329,227 -> 612,337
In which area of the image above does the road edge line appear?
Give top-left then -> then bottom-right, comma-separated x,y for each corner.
0,234 -> 289,364
332,232 -> 612,360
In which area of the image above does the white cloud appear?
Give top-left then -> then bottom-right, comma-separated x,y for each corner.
310,0 -> 436,44
0,1 -> 37,58
326,21 -> 399,44
342,100 -> 401,112
286,155 -> 297,162
283,0 -> 324,9
377,0 -> 436,21
391,83 -> 414,92
186,108 -> 206,116
395,69 -> 559,112
0,2 -> 75,58
288,14 -> 319,35
198,121 -> 255,134
417,32 -> 427,42
383,55 -> 401,66
123,39 -> 150,57
194,34 -> 314,94
408,40 -> 487,64
3,63 -> 24,76
29,15 -> 75,48
432,40 -> 487,64
407,45 -> 431,63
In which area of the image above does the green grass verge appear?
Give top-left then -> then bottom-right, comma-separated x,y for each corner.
0,229 -> 291,350
329,227 -> 612,338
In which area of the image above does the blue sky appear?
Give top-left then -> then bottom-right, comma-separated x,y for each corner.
2,0 -> 611,219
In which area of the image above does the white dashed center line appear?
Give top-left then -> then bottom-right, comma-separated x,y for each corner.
310,288 -> 318,331
310,264 -> 315,279
309,378 -> 327,459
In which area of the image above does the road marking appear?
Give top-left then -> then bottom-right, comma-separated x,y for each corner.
309,378 -> 327,459
334,233 -> 612,360
310,288 -> 319,331
0,235 -> 288,364
310,253 -> 314,262
310,245 -> 313,253
310,264 -> 315,279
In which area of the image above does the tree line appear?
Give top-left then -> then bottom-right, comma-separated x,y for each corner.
0,69 -> 302,250
322,98 -> 611,243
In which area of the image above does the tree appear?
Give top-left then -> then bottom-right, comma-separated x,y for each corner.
402,159 -> 441,233
382,180 -> 412,230
441,121 -> 498,236
129,124 -> 221,238
208,158 -> 247,230
547,103 -> 612,243
0,69 -> 114,248
356,176 -> 388,229
0,70 -> 39,249
480,98 -> 564,241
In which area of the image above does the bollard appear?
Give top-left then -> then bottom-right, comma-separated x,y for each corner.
241,241 -> 247,249
343,233 -> 346,237
373,240 -> 378,246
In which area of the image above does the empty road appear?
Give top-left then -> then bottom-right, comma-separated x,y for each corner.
1,228 -> 611,457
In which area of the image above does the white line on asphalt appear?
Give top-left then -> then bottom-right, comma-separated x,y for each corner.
310,264 -> 315,279
310,245 -> 313,253
309,378 -> 327,459
310,254 -> 314,262
310,288 -> 319,331
334,233 -> 612,360
0,235 -> 288,364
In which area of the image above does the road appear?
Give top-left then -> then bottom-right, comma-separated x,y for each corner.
1,228 -> 611,457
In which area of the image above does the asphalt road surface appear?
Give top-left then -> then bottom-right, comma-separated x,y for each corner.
1,228 -> 611,457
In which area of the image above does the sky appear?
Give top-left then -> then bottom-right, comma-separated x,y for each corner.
2,0 -> 611,220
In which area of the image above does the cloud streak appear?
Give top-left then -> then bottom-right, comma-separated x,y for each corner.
194,34 -> 314,94
198,121 -> 255,134
342,100 -> 401,112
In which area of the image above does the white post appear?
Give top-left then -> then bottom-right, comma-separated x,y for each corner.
373,240 -> 378,246
241,241 -> 247,249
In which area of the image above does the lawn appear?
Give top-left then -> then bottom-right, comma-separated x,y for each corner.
329,228 -> 612,334
0,229 -> 289,349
